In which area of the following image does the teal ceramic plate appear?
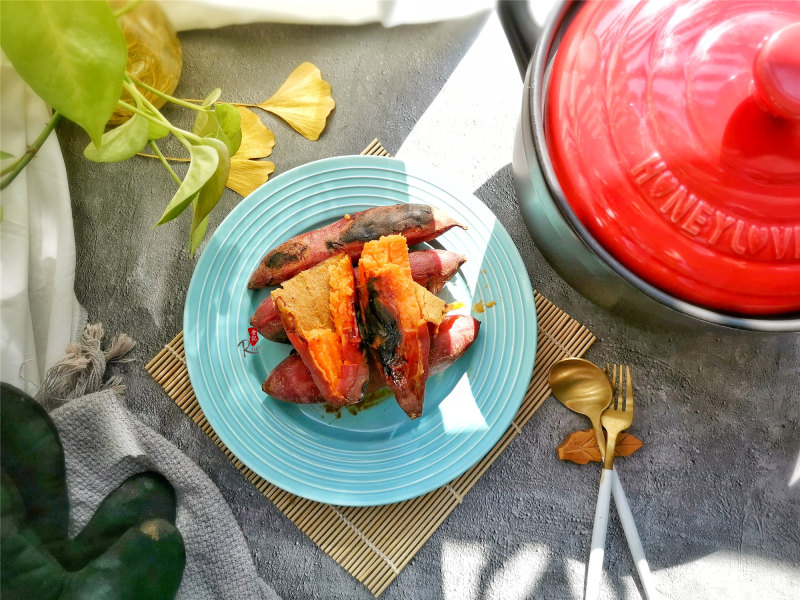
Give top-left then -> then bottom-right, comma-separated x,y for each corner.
184,156 -> 537,506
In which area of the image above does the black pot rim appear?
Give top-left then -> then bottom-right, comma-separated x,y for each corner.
524,0 -> 800,332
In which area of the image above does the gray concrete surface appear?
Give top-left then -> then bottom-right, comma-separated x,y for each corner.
57,9 -> 799,600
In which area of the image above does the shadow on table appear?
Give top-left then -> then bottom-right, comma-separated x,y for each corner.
411,165 -> 800,600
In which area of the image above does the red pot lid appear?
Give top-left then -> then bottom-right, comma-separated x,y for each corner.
547,0 -> 800,315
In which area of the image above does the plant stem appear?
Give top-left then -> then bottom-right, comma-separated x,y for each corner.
138,152 -> 190,163
148,141 -> 182,185
116,99 -> 202,147
113,0 -> 143,18
183,100 -> 266,110
128,75 -> 208,112
0,112 -> 63,190
122,81 -> 168,125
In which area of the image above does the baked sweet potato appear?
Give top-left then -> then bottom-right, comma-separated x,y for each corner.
263,315 -> 480,404
271,254 -> 368,407
357,235 -> 436,419
248,204 -> 466,288
251,249 -> 465,343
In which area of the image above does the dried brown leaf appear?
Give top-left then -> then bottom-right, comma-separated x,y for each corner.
557,428 -> 643,465
234,106 -> 275,159
226,158 -> 275,197
257,62 -> 335,141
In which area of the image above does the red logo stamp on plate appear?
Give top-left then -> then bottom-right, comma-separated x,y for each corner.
238,327 -> 262,356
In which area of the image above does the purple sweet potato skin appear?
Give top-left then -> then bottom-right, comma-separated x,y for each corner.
261,352 -> 325,404
407,249 -> 466,295
428,314 -> 481,374
250,296 -> 289,343
250,249 -> 466,343
248,204 -> 466,288
263,315 -> 480,404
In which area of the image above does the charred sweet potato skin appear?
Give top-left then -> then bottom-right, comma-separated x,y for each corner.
249,204 -> 466,288
264,315 -> 480,404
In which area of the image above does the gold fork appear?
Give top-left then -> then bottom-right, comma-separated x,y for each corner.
601,365 -> 657,599
585,364 -> 638,600
603,364 -> 634,469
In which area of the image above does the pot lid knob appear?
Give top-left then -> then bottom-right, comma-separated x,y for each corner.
753,23 -> 800,120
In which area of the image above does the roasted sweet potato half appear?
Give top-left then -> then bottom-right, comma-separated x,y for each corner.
271,254 -> 368,407
357,235 -> 438,419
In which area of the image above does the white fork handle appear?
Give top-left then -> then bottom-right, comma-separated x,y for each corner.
611,469 -> 658,600
585,468 -> 613,600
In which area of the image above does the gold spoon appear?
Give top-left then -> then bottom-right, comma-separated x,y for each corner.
549,357 -> 612,453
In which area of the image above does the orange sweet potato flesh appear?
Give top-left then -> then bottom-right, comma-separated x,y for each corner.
263,315 -> 481,404
251,249 -> 465,343
248,204 -> 466,288
271,254 -> 368,407
357,235 -> 430,419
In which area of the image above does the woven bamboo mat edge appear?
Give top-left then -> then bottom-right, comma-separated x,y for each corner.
146,291 -> 595,597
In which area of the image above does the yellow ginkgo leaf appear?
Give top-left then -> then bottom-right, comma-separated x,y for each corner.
234,106 -> 275,159
257,62 -> 335,141
226,158 -> 275,197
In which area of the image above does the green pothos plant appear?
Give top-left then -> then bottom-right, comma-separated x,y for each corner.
0,0 -> 241,254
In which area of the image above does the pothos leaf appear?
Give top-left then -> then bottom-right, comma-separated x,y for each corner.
189,212 -> 209,257
83,115 -> 148,163
189,137 -> 230,253
148,120 -> 170,141
0,0 -> 127,146
156,145 -> 219,226
213,103 -> 242,156
192,104 -> 241,157
556,428 -> 643,465
0,151 -> 13,160
200,88 -> 222,108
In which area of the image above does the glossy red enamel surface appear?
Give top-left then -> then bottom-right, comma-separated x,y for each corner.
546,0 -> 800,314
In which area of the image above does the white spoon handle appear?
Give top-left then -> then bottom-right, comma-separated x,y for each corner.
611,468 -> 658,600
585,468 -> 612,600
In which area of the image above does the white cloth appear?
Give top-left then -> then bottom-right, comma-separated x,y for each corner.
159,0 -> 494,31
0,56 -> 84,396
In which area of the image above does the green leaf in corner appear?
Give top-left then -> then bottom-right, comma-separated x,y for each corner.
0,151 -> 13,160
189,137 -> 230,253
0,1 -> 127,146
155,145 -> 219,226
192,104 -> 242,156
84,115 -> 148,163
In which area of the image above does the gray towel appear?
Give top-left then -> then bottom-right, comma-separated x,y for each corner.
38,324 -> 280,600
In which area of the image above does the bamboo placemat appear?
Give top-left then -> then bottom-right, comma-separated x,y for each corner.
146,292 -> 594,597
146,139 -> 596,596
